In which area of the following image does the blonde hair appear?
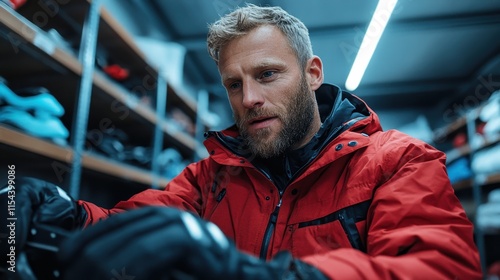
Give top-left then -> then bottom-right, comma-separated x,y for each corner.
207,4 -> 313,68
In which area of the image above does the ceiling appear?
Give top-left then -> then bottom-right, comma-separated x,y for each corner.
113,0 -> 500,126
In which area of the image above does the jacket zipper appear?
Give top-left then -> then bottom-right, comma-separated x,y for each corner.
259,190 -> 283,259
210,131 -> 285,260
216,188 -> 226,202
207,174 -> 226,218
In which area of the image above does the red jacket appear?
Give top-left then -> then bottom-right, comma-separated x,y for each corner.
79,84 -> 482,279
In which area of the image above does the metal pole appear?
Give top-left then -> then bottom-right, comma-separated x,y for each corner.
194,89 -> 209,162
151,73 -> 167,189
69,0 -> 102,198
466,109 -> 486,276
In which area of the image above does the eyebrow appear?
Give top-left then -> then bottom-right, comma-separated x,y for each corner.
254,59 -> 287,69
221,59 -> 288,83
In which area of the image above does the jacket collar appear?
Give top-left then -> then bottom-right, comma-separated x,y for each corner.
204,83 -> 376,189
207,84 -> 371,153
205,84 -> 379,189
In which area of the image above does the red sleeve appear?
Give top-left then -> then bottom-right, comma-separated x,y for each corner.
301,132 -> 482,279
78,161 -> 204,227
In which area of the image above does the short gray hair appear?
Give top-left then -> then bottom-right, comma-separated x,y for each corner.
207,4 -> 313,68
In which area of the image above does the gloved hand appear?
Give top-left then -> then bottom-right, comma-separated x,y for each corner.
57,206 -> 327,280
0,177 -> 87,279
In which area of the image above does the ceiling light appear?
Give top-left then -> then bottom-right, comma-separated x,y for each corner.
345,0 -> 399,91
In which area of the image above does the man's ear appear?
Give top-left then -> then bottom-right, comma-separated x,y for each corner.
306,56 -> 324,91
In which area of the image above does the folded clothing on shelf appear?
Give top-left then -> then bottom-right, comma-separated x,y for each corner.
471,144 -> 500,175
446,156 -> 473,184
483,117 -> 500,139
476,188 -> 500,233
479,90 -> 500,138
479,90 -> 499,123
396,114 -> 434,145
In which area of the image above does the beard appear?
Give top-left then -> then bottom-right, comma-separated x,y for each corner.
235,75 -> 316,159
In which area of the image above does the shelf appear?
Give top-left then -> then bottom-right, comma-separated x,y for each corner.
0,125 -> 170,187
0,125 -> 72,161
0,3 -> 200,154
61,0 -> 202,123
445,145 -> 471,164
0,0 -> 207,198
445,134 -> 500,164
452,173 -> 500,191
453,178 -> 474,191
0,3 -> 82,76
478,173 -> 500,186
81,151 -> 170,188
434,116 -> 467,143
92,70 -> 158,125
433,104 -> 486,143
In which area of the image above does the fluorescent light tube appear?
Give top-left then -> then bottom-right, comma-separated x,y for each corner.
345,0 -> 398,91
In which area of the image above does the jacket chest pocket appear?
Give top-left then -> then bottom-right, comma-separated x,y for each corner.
202,187 -> 227,220
290,220 -> 350,257
290,200 -> 370,257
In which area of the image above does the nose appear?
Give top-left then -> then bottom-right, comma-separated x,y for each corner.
241,80 -> 265,109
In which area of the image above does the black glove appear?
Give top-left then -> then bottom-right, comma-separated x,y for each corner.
57,206 -> 327,280
0,177 -> 87,279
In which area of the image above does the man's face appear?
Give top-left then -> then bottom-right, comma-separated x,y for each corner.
218,25 -> 318,158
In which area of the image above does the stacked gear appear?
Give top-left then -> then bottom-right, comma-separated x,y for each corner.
156,147 -> 190,180
86,127 -> 153,167
0,77 -> 69,144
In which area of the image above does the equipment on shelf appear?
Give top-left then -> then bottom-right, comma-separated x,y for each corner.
156,147 -> 189,180
0,78 -> 64,116
123,146 -> 153,166
0,78 -> 68,143
446,156 -> 473,185
86,128 -> 153,167
103,64 -> 130,81
1,0 -> 27,9
396,114 -> 434,145
476,188 -> 500,234
0,106 -> 69,141
471,144 -> 500,175
169,107 -> 196,136
116,75 -> 156,108
95,46 -> 130,82
479,90 -> 500,139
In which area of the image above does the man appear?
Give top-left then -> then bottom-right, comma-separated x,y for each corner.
1,4 -> 482,279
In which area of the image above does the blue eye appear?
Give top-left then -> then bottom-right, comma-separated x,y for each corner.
229,82 -> 241,90
261,71 -> 275,78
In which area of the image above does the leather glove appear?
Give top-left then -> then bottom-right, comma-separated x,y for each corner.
57,206 -> 327,280
0,177 -> 87,279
